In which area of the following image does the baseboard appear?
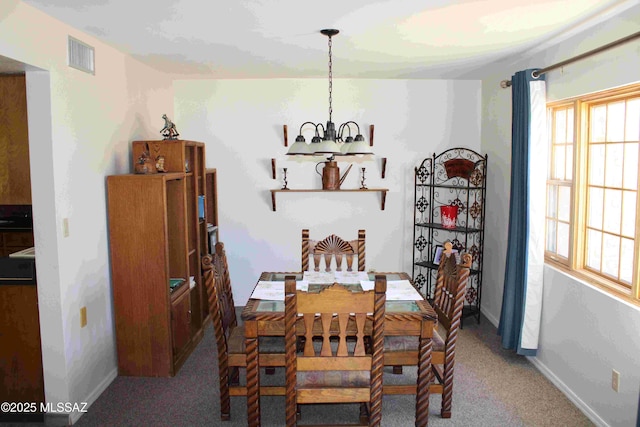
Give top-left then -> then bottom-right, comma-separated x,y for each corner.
68,367 -> 118,425
480,308 -> 499,327
526,357 -> 609,427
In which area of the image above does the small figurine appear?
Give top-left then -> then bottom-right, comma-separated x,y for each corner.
155,155 -> 167,173
160,114 -> 179,140
134,151 -> 151,174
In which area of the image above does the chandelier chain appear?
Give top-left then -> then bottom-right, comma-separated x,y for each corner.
286,29 -> 373,157
328,34 -> 333,122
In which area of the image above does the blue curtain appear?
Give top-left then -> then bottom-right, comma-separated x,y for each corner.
498,69 -> 546,356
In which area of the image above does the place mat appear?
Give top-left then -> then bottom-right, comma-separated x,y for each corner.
360,279 -> 424,301
251,280 -> 309,301
302,270 -> 369,284
302,271 -> 335,284
334,270 -> 369,284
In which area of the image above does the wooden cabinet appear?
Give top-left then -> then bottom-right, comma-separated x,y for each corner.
0,283 -> 44,423
171,286 -> 192,358
0,75 -> 31,205
107,140 -> 212,377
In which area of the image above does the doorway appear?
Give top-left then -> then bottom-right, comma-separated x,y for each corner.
0,54 -> 60,412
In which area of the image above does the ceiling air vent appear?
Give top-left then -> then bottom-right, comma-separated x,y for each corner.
68,36 -> 95,75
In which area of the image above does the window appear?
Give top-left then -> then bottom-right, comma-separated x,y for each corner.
546,83 -> 640,301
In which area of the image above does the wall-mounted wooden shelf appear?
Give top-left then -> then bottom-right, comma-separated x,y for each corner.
270,188 -> 388,211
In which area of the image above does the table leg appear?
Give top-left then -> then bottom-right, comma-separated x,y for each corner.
245,320 -> 261,427
415,325 -> 432,427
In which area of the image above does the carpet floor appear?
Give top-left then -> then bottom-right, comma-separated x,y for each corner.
4,313 -> 594,426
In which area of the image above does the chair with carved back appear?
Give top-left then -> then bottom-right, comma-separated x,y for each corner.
301,229 -> 366,272
203,242 -> 286,421
284,276 -> 386,426
383,241 -> 471,418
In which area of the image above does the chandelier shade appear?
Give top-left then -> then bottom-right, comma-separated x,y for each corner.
286,134 -> 314,155
287,29 -> 373,157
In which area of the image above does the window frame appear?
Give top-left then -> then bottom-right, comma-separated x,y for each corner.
545,83 -> 640,303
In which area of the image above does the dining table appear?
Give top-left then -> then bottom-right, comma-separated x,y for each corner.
241,271 -> 437,427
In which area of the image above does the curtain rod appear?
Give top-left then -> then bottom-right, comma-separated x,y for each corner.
500,30 -> 640,88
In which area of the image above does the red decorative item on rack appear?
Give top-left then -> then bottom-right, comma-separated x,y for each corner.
444,158 -> 475,179
440,205 -> 458,229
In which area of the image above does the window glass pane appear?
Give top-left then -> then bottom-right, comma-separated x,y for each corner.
625,98 -> 639,141
557,222 -> 569,258
566,107 -> 574,142
566,145 -> 573,180
621,190 -> 636,238
589,144 -> 605,186
603,189 -> 622,234
623,143 -> 638,190
620,238 -> 634,284
547,87 -> 639,292
591,105 -> 606,142
554,145 -> 565,179
558,186 -> 571,222
604,143 -> 623,188
555,109 -> 567,143
587,187 -> 603,229
546,219 -> 556,252
601,233 -> 620,278
606,102 -> 625,142
586,229 -> 602,270
547,184 -> 557,217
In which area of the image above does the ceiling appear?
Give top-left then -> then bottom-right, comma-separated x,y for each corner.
7,0 -> 636,78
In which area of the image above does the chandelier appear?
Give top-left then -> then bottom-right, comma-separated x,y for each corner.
287,29 -> 373,157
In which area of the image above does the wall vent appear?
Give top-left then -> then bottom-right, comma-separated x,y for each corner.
68,36 -> 95,75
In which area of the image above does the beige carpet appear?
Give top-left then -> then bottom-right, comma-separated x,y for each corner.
3,314 -> 595,426
457,317 -> 593,427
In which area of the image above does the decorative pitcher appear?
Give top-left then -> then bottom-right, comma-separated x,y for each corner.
315,160 -> 352,190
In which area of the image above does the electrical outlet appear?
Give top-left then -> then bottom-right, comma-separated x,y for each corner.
80,306 -> 87,328
63,218 -> 70,237
612,369 -> 620,392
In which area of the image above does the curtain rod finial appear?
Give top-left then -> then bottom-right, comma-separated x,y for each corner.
500,80 -> 512,88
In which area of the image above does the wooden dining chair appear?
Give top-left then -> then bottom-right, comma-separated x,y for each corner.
301,228 -> 366,272
203,243 -> 286,421
383,241 -> 471,418
284,276 -> 386,426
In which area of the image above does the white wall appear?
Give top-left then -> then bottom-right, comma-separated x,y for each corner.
0,2 -> 174,422
175,78 -> 481,304
480,3 -> 640,425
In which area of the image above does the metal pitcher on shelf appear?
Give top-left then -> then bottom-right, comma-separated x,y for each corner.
315,160 -> 352,190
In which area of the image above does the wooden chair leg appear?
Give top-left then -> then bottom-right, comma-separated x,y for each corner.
392,365 -> 403,374
440,362 -> 455,418
219,367 -> 231,421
